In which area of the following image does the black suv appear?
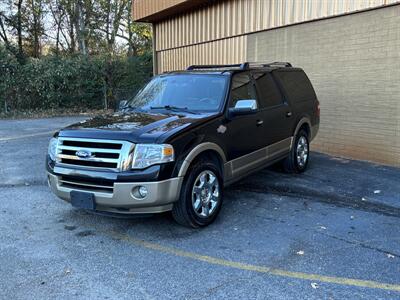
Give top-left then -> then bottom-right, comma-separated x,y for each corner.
46,62 -> 320,228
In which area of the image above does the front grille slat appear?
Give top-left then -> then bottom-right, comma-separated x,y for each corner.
56,138 -> 134,172
58,154 -> 120,164
58,145 -> 121,154
60,179 -> 113,190
62,140 -> 122,149
59,178 -> 114,194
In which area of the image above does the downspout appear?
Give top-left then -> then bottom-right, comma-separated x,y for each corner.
152,24 -> 158,75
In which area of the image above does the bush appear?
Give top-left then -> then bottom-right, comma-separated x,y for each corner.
0,46 -> 153,113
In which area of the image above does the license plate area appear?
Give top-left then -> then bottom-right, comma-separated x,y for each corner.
70,191 -> 96,210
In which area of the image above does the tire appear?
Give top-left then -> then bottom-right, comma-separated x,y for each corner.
283,129 -> 310,173
172,159 -> 223,228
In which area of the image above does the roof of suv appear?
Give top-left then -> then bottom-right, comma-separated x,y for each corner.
164,62 -> 299,75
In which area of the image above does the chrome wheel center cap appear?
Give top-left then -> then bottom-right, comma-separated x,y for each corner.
201,188 -> 210,202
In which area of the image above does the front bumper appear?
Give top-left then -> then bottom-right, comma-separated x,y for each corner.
47,172 -> 183,214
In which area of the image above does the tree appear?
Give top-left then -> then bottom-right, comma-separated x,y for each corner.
74,0 -> 87,55
94,0 -> 128,54
115,0 -> 151,56
25,0 -> 45,58
0,0 -> 26,62
0,0 -> 152,58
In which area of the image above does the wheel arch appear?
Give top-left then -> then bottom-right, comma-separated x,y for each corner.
293,117 -> 311,139
177,143 -> 227,178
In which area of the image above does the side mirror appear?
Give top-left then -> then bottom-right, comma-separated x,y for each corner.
117,100 -> 128,111
228,99 -> 258,117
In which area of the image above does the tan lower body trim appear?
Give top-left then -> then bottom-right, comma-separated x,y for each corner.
224,137 -> 293,181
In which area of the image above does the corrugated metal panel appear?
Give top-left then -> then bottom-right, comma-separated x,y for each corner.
157,35 -> 247,73
133,0 -> 185,21
155,0 -> 400,51
133,0 -> 200,22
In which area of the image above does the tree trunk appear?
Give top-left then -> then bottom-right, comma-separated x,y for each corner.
75,0 -> 87,55
29,0 -> 42,58
16,0 -> 24,61
69,21 -> 75,53
127,0 -> 133,57
55,23 -> 60,55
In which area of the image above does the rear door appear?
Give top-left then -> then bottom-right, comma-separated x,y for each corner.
252,71 -> 294,155
273,69 -> 318,130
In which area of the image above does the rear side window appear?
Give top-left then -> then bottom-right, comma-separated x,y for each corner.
229,73 -> 257,107
274,70 -> 316,103
252,72 -> 284,108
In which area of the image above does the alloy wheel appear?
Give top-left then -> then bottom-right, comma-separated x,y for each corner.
296,136 -> 309,168
192,170 -> 220,218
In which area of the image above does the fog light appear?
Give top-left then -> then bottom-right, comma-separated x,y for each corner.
138,186 -> 148,198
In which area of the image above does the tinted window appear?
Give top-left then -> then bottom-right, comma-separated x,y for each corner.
128,74 -> 228,112
229,73 -> 256,108
274,70 -> 316,103
252,72 -> 284,108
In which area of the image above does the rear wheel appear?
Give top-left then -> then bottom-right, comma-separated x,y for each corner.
172,159 -> 223,228
283,129 -> 310,173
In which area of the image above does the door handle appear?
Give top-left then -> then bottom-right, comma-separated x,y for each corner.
256,120 -> 264,126
286,112 -> 292,117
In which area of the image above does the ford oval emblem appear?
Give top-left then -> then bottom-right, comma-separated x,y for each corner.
76,150 -> 93,159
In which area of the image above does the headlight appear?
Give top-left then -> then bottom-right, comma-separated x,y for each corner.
131,144 -> 174,169
48,137 -> 58,161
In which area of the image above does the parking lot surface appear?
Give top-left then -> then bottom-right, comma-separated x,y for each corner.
1,116 -> 400,299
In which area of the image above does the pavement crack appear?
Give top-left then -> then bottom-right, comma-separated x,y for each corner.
231,184 -> 400,218
187,277 -> 249,299
317,231 -> 400,258
0,181 -> 46,188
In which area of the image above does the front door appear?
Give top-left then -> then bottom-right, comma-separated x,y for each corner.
223,72 -> 266,178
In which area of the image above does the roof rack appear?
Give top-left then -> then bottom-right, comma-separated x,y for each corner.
186,61 -> 292,71
187,63 -> 249,71
248,61 -> 292,68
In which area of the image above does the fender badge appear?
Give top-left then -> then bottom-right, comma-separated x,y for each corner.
217,125 -> 227,134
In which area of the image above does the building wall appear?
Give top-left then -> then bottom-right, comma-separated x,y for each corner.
147,0 -> 400,166
154,0 -> 400,72
157,35 -> 247,72
247,5 -> 400,166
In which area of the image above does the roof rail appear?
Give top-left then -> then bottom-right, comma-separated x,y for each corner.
186,61 -> 292,71
264,61 -> 292,67
187,63 -> 249,71
250,61 -> 292,68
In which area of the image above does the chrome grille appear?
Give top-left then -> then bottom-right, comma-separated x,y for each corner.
59,176 -> 114,194
56,138 -> 134,171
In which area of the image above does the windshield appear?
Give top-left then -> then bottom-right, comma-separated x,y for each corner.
127,74 -> 228,112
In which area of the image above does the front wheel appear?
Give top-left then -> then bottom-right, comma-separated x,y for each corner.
283,129 -> 310,173
172,160 -> 223,228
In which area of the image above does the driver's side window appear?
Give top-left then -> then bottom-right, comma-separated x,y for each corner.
229,73 -> 257,108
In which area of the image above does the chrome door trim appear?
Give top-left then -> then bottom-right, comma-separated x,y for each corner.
224,137 -> 293,181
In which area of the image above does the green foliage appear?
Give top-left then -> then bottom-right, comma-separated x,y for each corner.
0,44 -> 153,113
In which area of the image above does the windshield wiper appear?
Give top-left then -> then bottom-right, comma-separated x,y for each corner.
150,105 -> 198,114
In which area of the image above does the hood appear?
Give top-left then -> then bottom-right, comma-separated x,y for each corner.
58,111 -> 216,143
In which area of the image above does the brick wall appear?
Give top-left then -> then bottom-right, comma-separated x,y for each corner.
247,5 -> 400,166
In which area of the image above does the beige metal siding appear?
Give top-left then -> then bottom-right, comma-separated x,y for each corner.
145,0 -> 400,166
155,0 -> 400,51
133,0 -> 189,21
247,5 -> 400,166
157,35 -> 247,73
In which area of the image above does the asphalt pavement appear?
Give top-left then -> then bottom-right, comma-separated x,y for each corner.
0,116 -> 399,300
